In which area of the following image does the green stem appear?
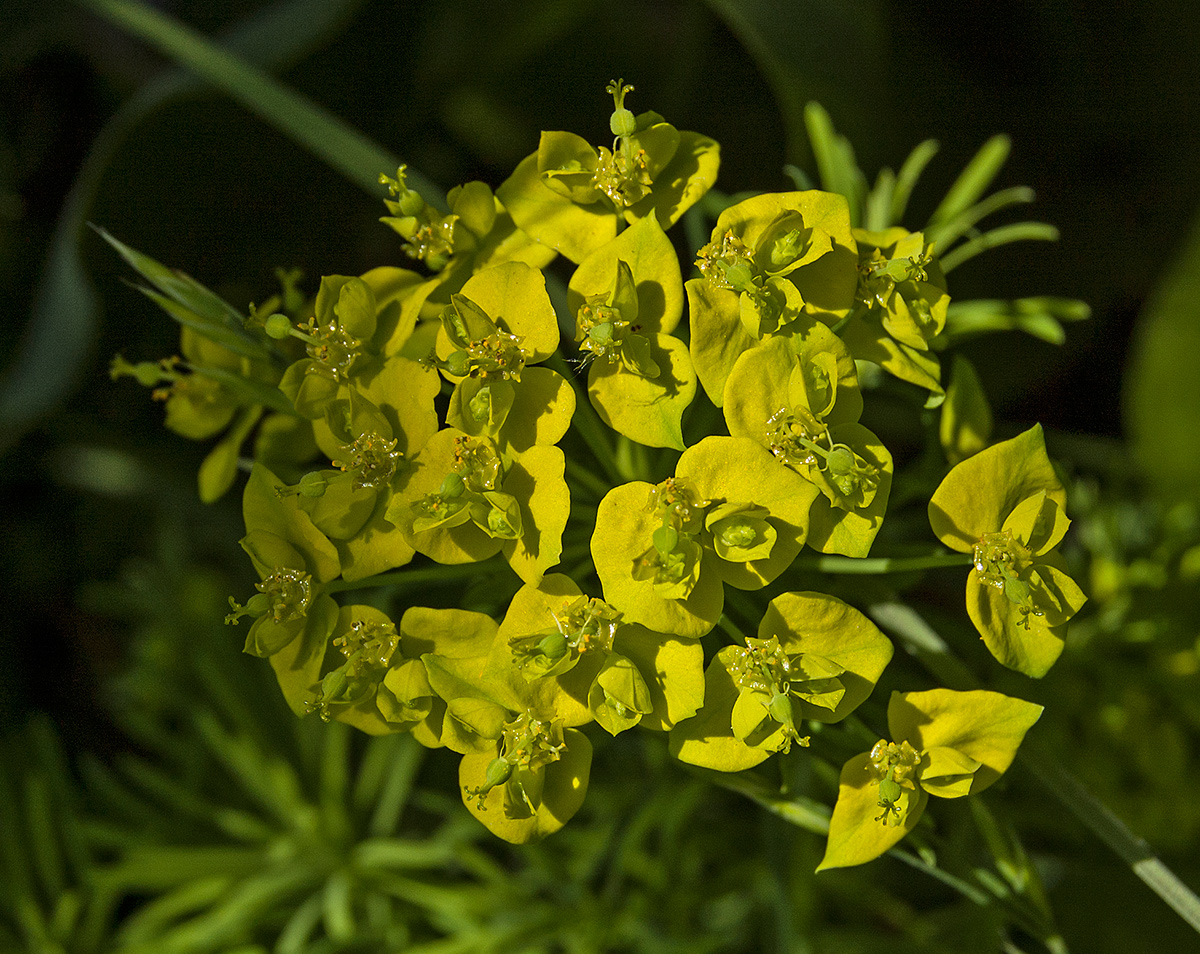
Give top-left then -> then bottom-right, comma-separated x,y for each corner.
689,764 -> 992,906
1020,743 -> 1200,936
326,557 -> 507,594
874,599 -> 1200,939
564,456 -> 611,502
793,552 -> 973,574
830,300 -> 868,336
683,765 -> 831,836
546,353 -> 624,486
715,613 -> 748,644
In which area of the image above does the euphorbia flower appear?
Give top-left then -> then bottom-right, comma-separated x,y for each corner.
929,425 -> 1088,676
818,689 -> 1042,870
498,80 -> 720,263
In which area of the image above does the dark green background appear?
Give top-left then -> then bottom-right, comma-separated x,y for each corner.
2,1 -> 1198,949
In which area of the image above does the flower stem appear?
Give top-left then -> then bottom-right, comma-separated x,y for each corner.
793,552 -> 973,574
326,557 -> 507,594
1020,743 -> 1200,938
871,599 -> 1200,939
564,456 -> 611,501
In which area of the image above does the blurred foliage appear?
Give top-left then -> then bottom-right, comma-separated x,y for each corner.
3,0 -> 1200,950
1125,209 -> 1200,502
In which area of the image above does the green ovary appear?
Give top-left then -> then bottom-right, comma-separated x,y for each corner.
260,567 -> 313,623
331,432 -> 403,490
868,739 -> 920,826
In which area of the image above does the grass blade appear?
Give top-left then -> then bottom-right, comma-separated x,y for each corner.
75,0 -> 443,205
3,0 -> 371,454
863,166 -> 896,231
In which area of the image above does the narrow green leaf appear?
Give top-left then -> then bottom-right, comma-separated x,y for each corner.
352,838 -> 457,871
111,846 -> 257,888
365,735 -> 424,837
113,876 -> 235,942
890,138 -> 939,225
322,870 -> 356,942
190,364 -> 297,416
117,748 -> 273,843
1125,207 -> 1200,500
928,134 -> 1011,227
939,222 -> 1059,273
803,102 -> 866,224
190,712 -> 308,826
864,166 -> 895,231
96,226 -> 243,324
1021,743 -> 1200,938
131,283 -> 272,364
23,772 -> 66,903
782,163 -> 816,191
318,721 -> 351,837
75,0 -> 443,205
3,0 -> 368,453
925,186 -> 1036,249
276,892 -> 323,954
941,296 -> 1090,345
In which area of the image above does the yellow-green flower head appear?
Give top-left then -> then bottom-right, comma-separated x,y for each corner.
509,594 -> 623,681
330,431 -> 403,491
493,575 -> 705,741
818,689 -> 1043,870
566,216 -> 696,449
458,716 -> 593,842
929,424 -> 1088,677
277,276 -> 380,419
686,191 -> 859,406
379,166 -> 462,271
433,262 -> 576,455
226,464 -> 342,660
305,607 -> 401,723
386,427 -> 570,585
670,591 -> 892,772
497,80 -> 720,263
376,175 -> 560,340
593,438 -> 820,639
373,606 -> 501,747
722,334 -> 892,557
839,227 -> 951,395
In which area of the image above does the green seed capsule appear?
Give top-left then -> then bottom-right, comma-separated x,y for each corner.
878,777 -> 902,804
610,107 -> 637,137
264,313 -> 294,339
537,632 -> 569,659
653,524 -> 679,555
445,350 -> 470,377
1003,575 -> 1031,607
827,446 -> 855,476
719,520 -> 757,549
483,757 -> 513,789
397,190 -> 424,217
133,362 -> 163,387
767,691 -> 794,726
487,507 -> 516,537
468,385 -> 492,422
724,262 -> 754,292
439,471 -> 465,498
298,471 -> 330,498
590,321 -> 615,345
